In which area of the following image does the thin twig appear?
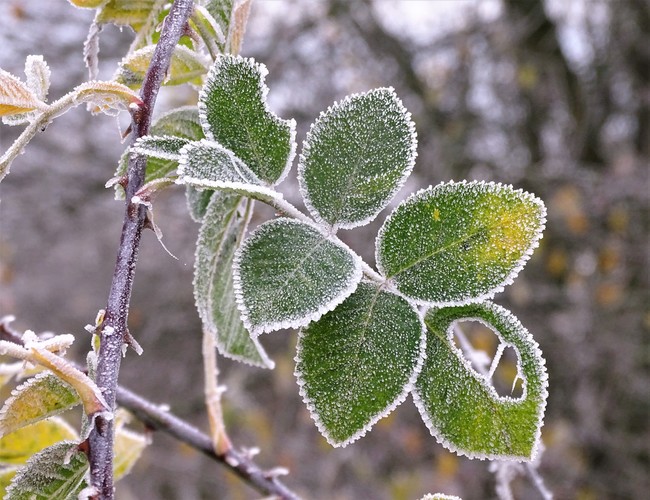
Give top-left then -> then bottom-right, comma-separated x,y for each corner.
87,1 -> 194,498
0,317 -> 301,499
116,386 -> 301,500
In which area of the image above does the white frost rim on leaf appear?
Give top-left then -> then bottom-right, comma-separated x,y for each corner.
411,302 -> 549,462
232,218 -> 363,336
294,282 -> 427,447
376,180 -> 547,306
198,54 -> 297,186
298,87 -> 418,231
130,135 -> 190,161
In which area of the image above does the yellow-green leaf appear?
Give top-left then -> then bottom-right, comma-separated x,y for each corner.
67,0 -> 107,8
0,417 -> 78,465
0,373 -> 80,438
116,45 -> 209,90
113,427 -> 149,481
96,0 -> 165,32
0,69 -> 47,117
0,467 -> 19,498
72,80 -> 142,116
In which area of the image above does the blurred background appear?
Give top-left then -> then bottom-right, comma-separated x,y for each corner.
0,0 -> 647,498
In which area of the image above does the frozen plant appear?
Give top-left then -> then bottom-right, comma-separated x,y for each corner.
0,1 -> 551,499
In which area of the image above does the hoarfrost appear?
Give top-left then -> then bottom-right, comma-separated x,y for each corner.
233,218 -> 363,335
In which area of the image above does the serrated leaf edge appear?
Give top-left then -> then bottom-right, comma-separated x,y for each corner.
411,302 -> 549,462
0,372 -> 79,438
298,87 -> 418,230
177,139 -> 282,202
294,283 -> 427,447
232,218 -> 364,336
375,180 -> 547,306
197,54 -> 297,187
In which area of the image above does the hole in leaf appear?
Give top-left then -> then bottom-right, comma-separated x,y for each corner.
451,320 -> 523,399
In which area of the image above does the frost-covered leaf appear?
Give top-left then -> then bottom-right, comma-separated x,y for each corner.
72,80 -> 142,116
24,56 -> 50,103
5,442 -> 88,500
0,373 -> 80,438
376,181 -> 546,305
0,69 -> 47,118
187,187 -> 214,222
195,194 -> 274,368
0,417 -> 78,465
96,0 -> 165,32
299,88 -> 417,229
115,107 -> 205,200
296,281 -> 425,446
189,6 -> 225,57
420,495 -> 462,500
412,302 -> 548,461
131,135 -> 191,162
116,45 -> 209,90
199,55 -> 296,185
113,426 -> 148,481
234,218 -> 362,335
177,139 -> 281,203
205,0 -> 252,54
67,0 -> 106,7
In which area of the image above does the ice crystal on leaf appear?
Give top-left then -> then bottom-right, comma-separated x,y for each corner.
5,441 -> 88,500
295,282 -> 425,446
412,302 -> 548,461
298,87 -> 417,230
177,139 -> 281,203
376,180 -> 546,305
199,55 -> 296,186
194,193 -> 274,368
233,218 -> 362,335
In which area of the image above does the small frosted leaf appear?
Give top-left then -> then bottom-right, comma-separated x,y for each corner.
199,55 -> 296,185
72,80 -> 142,116
0,417 -> 78,465
114,107 -> 205,200
113,427 -> 149,481
0,373 -> 80,438
5,442 -> 88,500
131,135 -> 190,161
376,181 -> 546,305
420,495 -> 463,500
67,0 -> 106,7
177,140 -> 281,203
116,45 -> 209,90
296,281 -> 425,446
186,187 -> 214,223
0,69 -> 46,119
24,56 -> 51,103
195,194 -> 274,368
205,0 -> 251,54
234,218 -> 362,335
299,88 -> 417,229
96,0 -> 165,32
412,302 -> 548,461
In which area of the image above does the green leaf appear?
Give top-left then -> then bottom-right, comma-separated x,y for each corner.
131,135 -> 191,162
376,181 -> 546,305
204,0 -> 252,54
296,281 -> 425,446
195,194 -> 274,368
186,187 -> 214,223
96,0 -> 165,32
0,373 -> 80,438
199,55 -> 296,185
5,442 -> 88,500
116,45 -> 209,90
0,417 -> 78,465
412,302 -> 548,461
115,106 -> 205,200
177,139 -> 281,203
299,87 -> 417,229
234,218 -> 362,335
